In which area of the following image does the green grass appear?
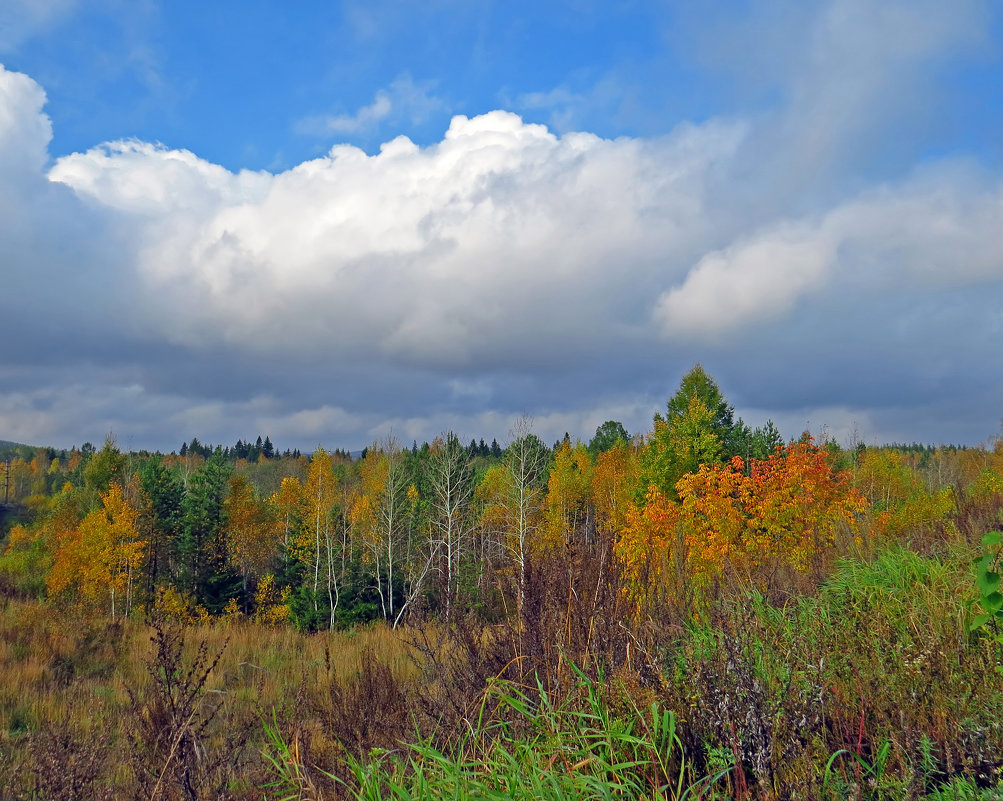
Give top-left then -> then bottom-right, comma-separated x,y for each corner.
264,667 -> 733,800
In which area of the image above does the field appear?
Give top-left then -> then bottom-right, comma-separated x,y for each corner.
3,532 -> 1003,799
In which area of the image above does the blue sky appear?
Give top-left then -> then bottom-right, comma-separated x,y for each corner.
2,0 -> 1003,452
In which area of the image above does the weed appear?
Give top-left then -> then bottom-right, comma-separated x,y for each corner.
125,618 -> 248,801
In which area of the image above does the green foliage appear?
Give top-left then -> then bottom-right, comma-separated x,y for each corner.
970,530 -> 1003,645
641,394 -> 723,499
665,364 -> 735,438
82,437 -> 125,497
138,458 -> 184,601
639,365 -> 757,499
180,449 -> 238,612
588,419 -> 631,455
263,669 -> 731,801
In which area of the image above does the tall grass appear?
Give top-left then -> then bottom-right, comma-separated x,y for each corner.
3,540 -> 1003,798
0,599 -> 419,798
265,666 -> 731,801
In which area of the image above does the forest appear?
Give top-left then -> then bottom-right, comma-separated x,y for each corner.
1,365 -> 1002,800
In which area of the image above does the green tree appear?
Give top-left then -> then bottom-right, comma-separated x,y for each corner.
640,365 -> 738,498
138,459 -> 184,601
665,365 -> 735,445
588,420 -> 631,456
83,437 -> 125,497
180,449 -> 237,612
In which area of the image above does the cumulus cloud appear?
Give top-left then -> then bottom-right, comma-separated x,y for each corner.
50,109 -> 745,367
0,63 -> 52,175
655,224 -> 835,337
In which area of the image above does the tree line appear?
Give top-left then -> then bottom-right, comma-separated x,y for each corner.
1,365 -> 997,630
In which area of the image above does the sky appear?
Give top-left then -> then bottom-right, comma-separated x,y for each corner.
1,0 -> 1003,454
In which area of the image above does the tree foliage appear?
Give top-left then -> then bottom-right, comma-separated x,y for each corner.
620,438 -> 868,589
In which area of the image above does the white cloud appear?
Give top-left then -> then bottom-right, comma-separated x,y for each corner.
4,1 -> 1003,455
655,164 -> 1003,337
655,223 -> 835,337
0,63 -> 52,176
51,108 -> 745,365
296,75 -> 446,137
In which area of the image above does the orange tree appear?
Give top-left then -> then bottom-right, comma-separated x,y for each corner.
618,438 -> 868,592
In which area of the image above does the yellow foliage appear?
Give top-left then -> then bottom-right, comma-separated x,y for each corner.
854,449 -> 957,538
544,440 -> 593,550
47,483 -> 146,620
253,574 -> 291,625
156,586 -> 196,623
593,441 -> 640,535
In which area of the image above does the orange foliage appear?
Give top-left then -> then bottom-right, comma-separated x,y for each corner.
618,439 -> 867,588
593,441 -> 640,536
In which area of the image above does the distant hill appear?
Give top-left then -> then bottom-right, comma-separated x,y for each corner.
0,441 -> 38,460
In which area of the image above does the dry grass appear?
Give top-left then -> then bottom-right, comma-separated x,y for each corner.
0,600 -> 422,798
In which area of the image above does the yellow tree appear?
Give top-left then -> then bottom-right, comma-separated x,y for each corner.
854,448 -> 955,538
269,476 -> 304,559
48,484 -> 146,620
477,422 -> 548,614
544,440 -> 593,549
352,440 -> 410,621
299,448 -> 339,624
225,473 -> 279,607
592,440 -> 640,536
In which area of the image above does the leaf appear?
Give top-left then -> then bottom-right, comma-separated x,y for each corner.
970,613 -> 991,631
977,570 -> 1001,596
982,531 -> 1003,547
982,592 -> 1003,614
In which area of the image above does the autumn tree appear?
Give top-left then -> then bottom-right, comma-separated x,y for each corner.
544,439 -> 594,549
592,440 -> 640,536
269,476 -> 304,567
290,447 -> 340,628
352,441 -> 411,622
225,473 -> 278,608
484,421 -> 549,613
619,438 -> 868,592
48,483 -> 146,619
854,447 -> 955,538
